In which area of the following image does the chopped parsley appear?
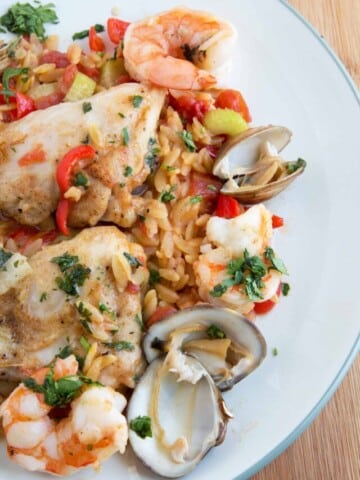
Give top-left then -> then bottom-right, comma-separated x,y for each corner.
73,172 -> 88,188
76,302 -> 93,333
40,292 -> 48,302
135,313 -> 144,331
122,127 -> 129,146
124,165 -> 133,177
0,248 -> 13,269
159,185 -> 176,203
264,247 -> 288,274
2,67 -> 28,101
52,253 -> 91,296
118,112 -> 125,118
123,252 -> 142,268
144,137 -> 160,172
130,415 -> 152,439
282,282 -> 290,296
209,284 -> 228,298
80,335 -> 90,351
178,130 -> 196,152
207,324 -> 227,339
287,158 -> 307,174
132,95 -> 143,108
72,23 -> 104,40
272,347 -> 279,356
56,344 -> 73,359
162,164 -> 177,172
189,195 -> 202,204
82,101 -> 92,113
149,268 -> 160,286
0,2 -> 59,40
23,371 -> 100,407
104,341 -> 134,351
99,302 -> 115,319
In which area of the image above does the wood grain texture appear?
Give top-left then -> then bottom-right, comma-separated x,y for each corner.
253,1 -> 360,479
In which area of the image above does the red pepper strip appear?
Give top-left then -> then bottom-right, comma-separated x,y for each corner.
214,194 -> 244,218
89,26 -> 105,52
272,214 -> 284,228
254,284 -> 281,315
15,92 -> 36,119
56,198 -> 70,236
147,306 -> 177,328
107,18 -> 130,44
18,146 -> 46,166
55,145 -> 96,235
56,145 -> 96,194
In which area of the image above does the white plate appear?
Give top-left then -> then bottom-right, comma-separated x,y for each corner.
0,0 -> 359,479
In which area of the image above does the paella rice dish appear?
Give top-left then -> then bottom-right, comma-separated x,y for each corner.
0,2 -> 305,477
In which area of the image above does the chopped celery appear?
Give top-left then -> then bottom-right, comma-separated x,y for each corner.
65,72 -> 96,102
100,58 -> 127,88
203,108 -> 248,136
27,82 -> 57,99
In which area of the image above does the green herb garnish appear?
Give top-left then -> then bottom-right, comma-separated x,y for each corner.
0,2 -> 59,40
99,302 -> 115,319
149,268 -> 160,286
264,247 -> 288,274
76,302 -> 93,333
2,67 -> 29,101
189,195 -> 202,204
123,252 -> 142,268
55,264 -> 91,296
159,185 -> 176,203
272,347 -> 279,356
72,23 -> 104,41
40,292 -> 48,302
82,101 -> 92,113
51,252 -> 79,272
124,165 -> 133,177
144,137 -> 160,172
80,335 -> 90,351
287,158 -> 307,174
73,172 -> 88,188
132,95 -> 143,108
0,248 -> 13,268
178,130 -> 196,152
130,415 -> 152,439
122,127 -> 129,146
282,282 -> 290,296
135,313 -> 144,331
104,341 -> 134,351
207,324 -> 226,339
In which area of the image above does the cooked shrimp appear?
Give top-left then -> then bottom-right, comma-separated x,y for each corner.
123,7 -> 237,90
0,355 -> 128,475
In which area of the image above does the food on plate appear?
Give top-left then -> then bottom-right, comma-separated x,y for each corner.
0,84 -> 165,230
0,1 -> 306,477
0,355 -> 128,474
143,305 -> 266,391
213,125 -> 306,203
0,226 -> 147,390
123,7 -> 237,90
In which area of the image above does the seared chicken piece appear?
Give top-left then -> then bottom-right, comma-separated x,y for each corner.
0,226 -> 148,390
0,84 -> 165,228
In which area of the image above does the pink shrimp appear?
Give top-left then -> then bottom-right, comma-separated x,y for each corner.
123,7 -> 237,90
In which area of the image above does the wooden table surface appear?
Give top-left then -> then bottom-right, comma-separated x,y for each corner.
253,1 -> 360,479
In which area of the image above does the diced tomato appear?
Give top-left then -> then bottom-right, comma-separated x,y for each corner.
56,198 -> 70,236
147,306 -> 177,328
89,26 -> 105,52
254,299 -> 276,315
15,92 -> 36,119
10,226 -> 39,246
40,51 -> 70,68
272,214 -> 284,228
169,94 -> 210,122
58,64 -> 78,95
126,282 -> 140,294
215,89 -> 252,123
214,194 -> 244,218
34,90 -> 64,109
77,64 -> 100,82
18,146 -> 46,166
107,18 -> 130,44
56,145 -> 96,194
188,172 -> 222,198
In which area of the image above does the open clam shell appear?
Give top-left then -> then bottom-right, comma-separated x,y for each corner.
127,356 -> 231,478
143,305 -> 267,391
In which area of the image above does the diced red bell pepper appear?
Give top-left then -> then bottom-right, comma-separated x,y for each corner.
18,146 -> 46,166
169,94 -> 210,122
15,92 -> 36,119
56,198 -> 70,236
89,26 -> 105,52
272,214 -> 284,229
254,299 -> 276,315
147,306 -> 177,327
214,194 -> 244,218
77,64 -> 101,82
39,51 -> 70,68
215,89 -> 252,123
107,18 -> 130,44
56,145 -> 96,194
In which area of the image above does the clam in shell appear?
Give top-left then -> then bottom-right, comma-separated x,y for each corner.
213,125 -> 306,203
